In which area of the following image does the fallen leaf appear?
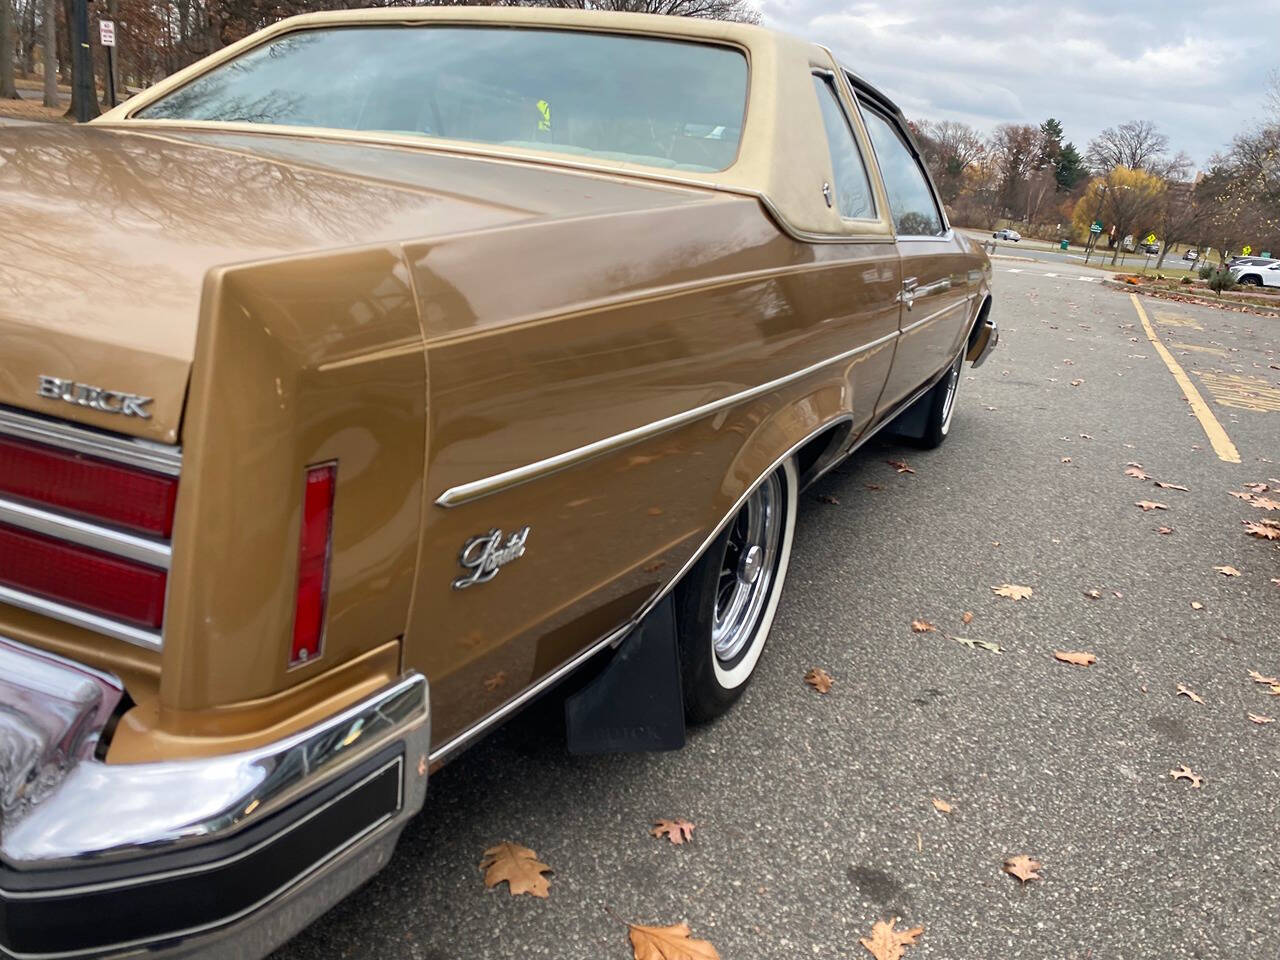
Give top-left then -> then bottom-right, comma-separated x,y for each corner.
1250,497 -> 1280,511
817,494 -> 841,505
1169,765 -> 1203,788
1214,565 -> 1242,577
1244,520 -> 1280,540
1054,650 -> 1097,667
1273,578 -> 1280,587
1135,501 -> 1169,511
1060,456 -> 1072,464
858,919 -> 924,960
1249,670 -> 1279,685
961,611 -> 974,625
951,636 -> 1002,654
1248,713 -> 1275,725
629,923 -> 720,960
650,820 -> 696,845
887,460 -> 915,474
479,843 -> 552,897
1070,378 -> 1083,387
866,483 -> 885,491
1229,491 -> 1255,501
1244,482 -> 1270,494
1084,589 -> 1102,600
1113,590 -> 1124,598
1154,481 -> 1189,491
1080,433 -> 1093,439
1124,465 -> 1151,480
804,668 -> 833,694
1003,855 -> 1042,883
931,798 -> 953,815
483,671 -> 508,692
910,619 -> 937,633
992,584 -> 1033,601
1190,601 -> 1204,610
1176,683 -> 1205,704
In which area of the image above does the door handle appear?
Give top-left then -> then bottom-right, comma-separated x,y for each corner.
900,276 -> 918,310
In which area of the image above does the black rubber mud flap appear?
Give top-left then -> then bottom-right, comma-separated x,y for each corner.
565,595 -> 686,755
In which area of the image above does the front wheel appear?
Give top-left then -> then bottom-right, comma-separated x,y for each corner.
1238,275 -> 1261,286
674,459 -> 798,723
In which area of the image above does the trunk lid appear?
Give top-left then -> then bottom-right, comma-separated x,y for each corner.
0,124 -> 709,442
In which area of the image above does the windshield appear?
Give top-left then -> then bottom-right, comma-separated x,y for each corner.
136,26 -> 749,173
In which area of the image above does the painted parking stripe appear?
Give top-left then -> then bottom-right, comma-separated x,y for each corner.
1129,294 -> 1241,463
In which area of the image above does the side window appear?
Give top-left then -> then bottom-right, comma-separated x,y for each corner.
810,74 -> 874,220
859,105 -> 945,237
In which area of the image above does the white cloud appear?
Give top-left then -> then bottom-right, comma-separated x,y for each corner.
760,0 -> 1280,168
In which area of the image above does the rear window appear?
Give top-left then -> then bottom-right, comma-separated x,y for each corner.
136,26 -> 749,173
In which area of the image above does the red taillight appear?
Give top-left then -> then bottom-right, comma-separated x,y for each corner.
0,435 -> 178,537
290,463 -> 336,666
0,522 -> 167,628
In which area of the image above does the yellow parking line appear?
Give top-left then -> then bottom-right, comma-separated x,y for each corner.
1129,295 -> 1241,464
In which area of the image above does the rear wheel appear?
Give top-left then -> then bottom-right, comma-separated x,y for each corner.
674,459 -> 797,723
898,349 -> 963,449
1239,274 -> 1261,286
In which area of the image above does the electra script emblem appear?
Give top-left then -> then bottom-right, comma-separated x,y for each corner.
453,526 -> 530,589
38,375 -> 153,419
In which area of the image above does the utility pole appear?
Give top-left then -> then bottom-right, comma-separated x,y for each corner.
1083,184 -> 1107,265
68,0 -> 98,122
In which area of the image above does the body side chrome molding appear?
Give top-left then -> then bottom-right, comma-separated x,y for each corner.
0,497 -> 171,569
434,329 -> 900,508
428,412 -> 858,767
0,586 -> 163,651
0,406 -> 182,476
900,294 -> 975,336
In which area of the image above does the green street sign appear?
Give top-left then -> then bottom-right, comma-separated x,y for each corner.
1089,223 -> 1102,234
1263,251 -> 1272,259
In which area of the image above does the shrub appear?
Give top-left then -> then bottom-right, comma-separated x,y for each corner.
1197,264 -> 1214,280
1180,276 -> 1193,285
1207,267 -> 1236,298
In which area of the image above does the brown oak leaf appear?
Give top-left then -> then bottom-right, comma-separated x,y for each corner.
479,843 -> 552,897
1003,855 -> 1043,883
1135,500 -> 1169,511
1250,497 -> 1280,511
887,460 -> 916,474
1157,526 -> 1174,535
1248,713 -> 1275,725
1154,481 -> 1189,491
629,923 -> 720,960
804,668 -> 833,694
961,611 -> 974,625
1229,490 -> 1255,501
650,819 -> 695,845
1169,765 -> 1203,788
1054,650 -> 1097,667
1244,521 -> 1280,540
1248,669 -> 1279,685
1244,482 -> 1270,494
910,619 -> 937,633
992,584 -> 1033,601
1124,464 -> 1151,480
931,798 -> 953,814
858,919 -> 924,960
1176,683 -> 1205,704
1214,565 -> 1242,577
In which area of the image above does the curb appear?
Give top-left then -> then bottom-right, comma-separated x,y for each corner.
1102,278 -> 1280,318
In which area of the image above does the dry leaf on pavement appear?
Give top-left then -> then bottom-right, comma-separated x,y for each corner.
859,919 -> 924,960
1249,497 -> 1280,511
1176,683 -> 1205,704
961,611 -> 974,625
1248,713 -> 1275,725
479,843 -> 552,897
1190,601 -> 1204,610
650,820 -> 695,845
887,460 -> 916,474
804,668 -> 833,693
1244,520 -> 1280,540
1061,457 -> 1072,464
1154,481 -> 1189,491
1135,501 -> 1169,512
911,619 -> 937,633
1054,651 -> 1097,667
629,923 -> 720,960
1124,464 -> 1151,480
1169,766 -> 1204,788
1244,482 -> 1270,494
1003,855 -> 1042,883
817,494 -> 841,505
1084,589 -> 1102,599
1249,670 -> 1279,685
1229,490 -> 1255,501
992,584 -> 1033,600
1214,565 -> 1242,576
1070,378 -> 1084,387
931,798 -> 953,814
1157,526 -> 1174,535
951,636 -> 1002,653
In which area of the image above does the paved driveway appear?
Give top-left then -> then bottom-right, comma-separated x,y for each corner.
274,269 -> 1279,960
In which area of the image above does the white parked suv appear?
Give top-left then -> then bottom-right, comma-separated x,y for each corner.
1231,261 -> 1280,287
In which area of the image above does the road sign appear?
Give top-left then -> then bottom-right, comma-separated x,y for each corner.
1143,233 -> 1157,246
1263,251 -> 1272,259
1089,223 -> 1102,234
1242,245 -> 1252,256
99,19 -> 115,46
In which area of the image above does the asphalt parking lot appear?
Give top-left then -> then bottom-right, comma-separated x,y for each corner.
274,269 -> 1279,960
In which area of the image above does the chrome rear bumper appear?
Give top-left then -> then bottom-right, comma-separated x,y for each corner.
0,636 -> 429,959
968,315 -> 999,368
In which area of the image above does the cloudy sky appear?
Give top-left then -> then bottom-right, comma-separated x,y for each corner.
760,0 -> 1279,171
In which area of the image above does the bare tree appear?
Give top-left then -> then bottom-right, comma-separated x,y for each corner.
1086,120 -> 1181,175
914,119 -> 985,205
988,123 -> 1046,221
1153,180 -> 1205,269
39,0 -> 53,105
1,0 -> 18,99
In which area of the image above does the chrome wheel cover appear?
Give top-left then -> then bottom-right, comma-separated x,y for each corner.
940,354 -> 961,435
712,472 -> 784,665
